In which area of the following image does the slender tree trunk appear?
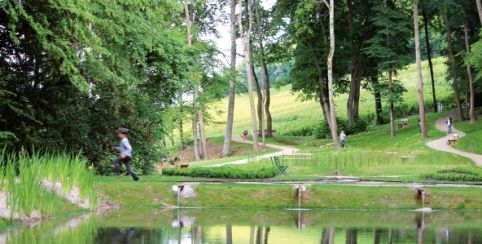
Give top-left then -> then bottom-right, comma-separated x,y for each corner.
249,225 -> 255,244
444,8 -> 465,121
388,70 -> 396,137
346,0 -> 361,125
226,225 -> 233,244
255,226 -> 263,244
251,63 -> 265,145
318,74 -> 332,128
198,98 -> 208,160
463,19 -> 476,123
422,9 -> 437,112
222,0 -> 237,157
178,93 -> 185,150
241,0 -> 259,151
254,3 -> 272,137
263,226 -> 270,244
184,0 -> 205,160
373,229 -> 382,244
192,112 -> 200,161
324,0 -> 339,149
477,0 -> 482,25
414,0 -> 428,138
372,75 -> 384,125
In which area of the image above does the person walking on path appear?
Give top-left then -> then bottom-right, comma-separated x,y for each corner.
112,128 -> 139,181
446,117 -> 453,134
242,130 -> 248,142
340,131 -> 346,148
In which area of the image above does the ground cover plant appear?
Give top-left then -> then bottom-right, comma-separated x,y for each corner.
0,152 -> 97,220
452,116 -> 482,154
422,167 -> 482,182
162,165 -> 277,179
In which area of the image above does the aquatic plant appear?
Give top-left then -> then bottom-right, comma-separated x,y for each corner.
0,151 -> 97,220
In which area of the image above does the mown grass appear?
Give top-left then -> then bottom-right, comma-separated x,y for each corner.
453,117 -> 482,154
96,181 -> 482,210
204,57 -> 453,138
0,152 -> 97,220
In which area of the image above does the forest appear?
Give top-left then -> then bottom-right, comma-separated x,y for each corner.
1,0 -> 482,175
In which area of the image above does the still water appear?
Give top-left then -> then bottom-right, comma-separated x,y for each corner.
2,208 -> 482,243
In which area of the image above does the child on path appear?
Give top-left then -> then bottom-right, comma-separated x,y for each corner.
446,117 -> 453,134
242,130 -> 248,142
340,131 -> 346,148
112,128 -> 139,181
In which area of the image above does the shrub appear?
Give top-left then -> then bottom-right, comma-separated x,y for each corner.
421,167 -> 482,182
312,117 -> 369,139
162,166 -> 278,179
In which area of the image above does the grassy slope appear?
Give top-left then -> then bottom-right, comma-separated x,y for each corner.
205,57 -> 452,137
96,180 -> 482,210
453,118 -> 482,154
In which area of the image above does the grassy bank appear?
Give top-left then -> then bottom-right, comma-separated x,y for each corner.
453,118 -> 482,154
97,180 -> 482,210
0,152 -> 97,223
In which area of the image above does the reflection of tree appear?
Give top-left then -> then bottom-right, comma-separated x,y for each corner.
346,228 -> 357,244
321,228 -> 335,244
226,225 -> 232,244
256,226 -> 263,244
374,229 -> 382,244
264,227 -> 271,244
192,225 -> 201,244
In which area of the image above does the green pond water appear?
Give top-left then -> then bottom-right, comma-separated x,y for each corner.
2,208 -> 482,243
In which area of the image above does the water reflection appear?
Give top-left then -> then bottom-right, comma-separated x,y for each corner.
91,209 -> 482,244
2,209 -> 482,243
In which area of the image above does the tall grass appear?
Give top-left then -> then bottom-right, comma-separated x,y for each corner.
0,151 -> 97,219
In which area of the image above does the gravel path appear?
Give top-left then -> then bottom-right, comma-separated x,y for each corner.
206,136 -> 299,167
425,112 -> 482,166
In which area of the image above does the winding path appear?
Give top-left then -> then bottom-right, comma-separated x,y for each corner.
425,113 -> 482,166
206,136 -> 299,167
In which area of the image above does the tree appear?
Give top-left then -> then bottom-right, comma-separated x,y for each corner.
443,5 -> 465,121
414,0 -> 428,138
222,0 -> 238,157
463,14 -> 477,123
421,1 -> 438,112
323,0 -> 340,149
364,0 -> 412,137
240,0 -> 259,151
253,1 -> 273,137
477,0 -> 482,25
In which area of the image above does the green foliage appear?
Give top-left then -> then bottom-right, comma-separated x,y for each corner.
162,166 -> 277,179
422,167 -> 482,182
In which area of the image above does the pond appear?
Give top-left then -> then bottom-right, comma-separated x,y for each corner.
2,208 -> 482,243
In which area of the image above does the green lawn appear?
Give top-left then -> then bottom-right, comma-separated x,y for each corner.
96,180 -> 482,210
453,117 -> 482,154
203,57 -> 453,138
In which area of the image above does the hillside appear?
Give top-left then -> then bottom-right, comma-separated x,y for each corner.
205,57 -> 453,138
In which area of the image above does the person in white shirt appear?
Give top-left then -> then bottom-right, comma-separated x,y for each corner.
340,131 -> 346,148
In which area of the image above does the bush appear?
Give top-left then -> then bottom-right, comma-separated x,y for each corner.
162,166 -> 278,179
312,117 -> 369,139
422,167 -> 482,182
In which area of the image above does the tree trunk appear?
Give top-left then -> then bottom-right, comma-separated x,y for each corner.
226,225 -> 233,244
414,0 -> 428,139
318,74 -> 332,128
346,0 -> 361,125
444,8 -> 465,121
255,226 -> 263,244
254,2 -> 273,137
263,226 -> 270,244
464,19 -> 477,123
249,225 -> 255,244
346,229 -> 357,244
477,0 -> 482,25
372,75 -> 384,125
178,93 -> 185,150
222,0 -> 237,157
192,112 -> 200,161
241,0 -> 259,151
324,0 -> 339,149
184,0 -> 206,160
388,70 -> 396,137
422,9 -> 437,112
251,63 -> 265,145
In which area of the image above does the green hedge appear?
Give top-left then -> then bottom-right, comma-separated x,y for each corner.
162,166 -> 278,179
422,167 -> 482,182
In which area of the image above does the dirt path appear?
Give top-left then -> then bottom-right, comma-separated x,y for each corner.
426,112 -> 482,166
206,136 -> 299,167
